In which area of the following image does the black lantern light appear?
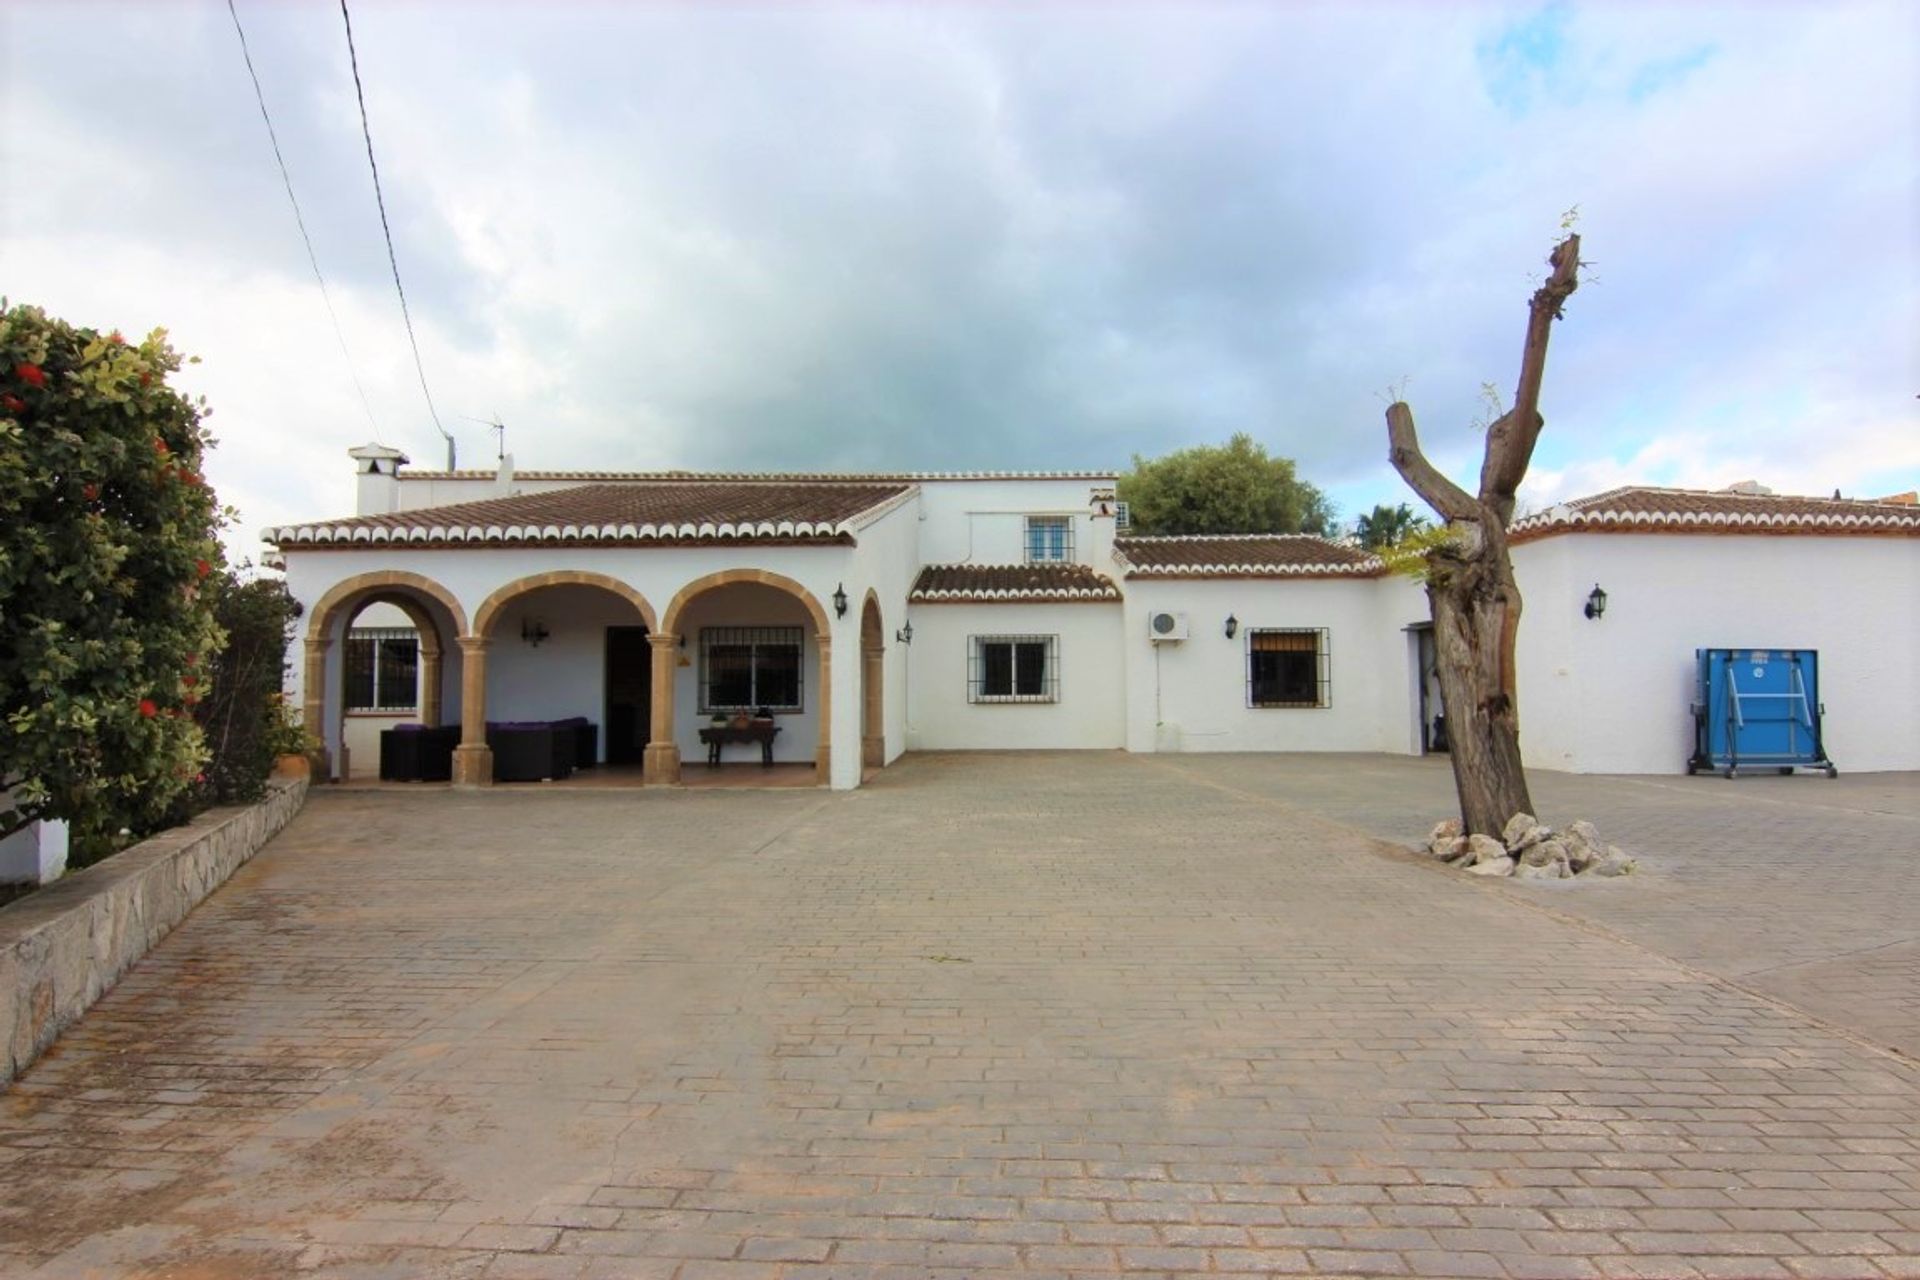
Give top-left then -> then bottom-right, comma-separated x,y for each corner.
1584,583 -> 1608,620
895,620 -> 914,645
521,617 -> 550,647
1224,614 -> 1239,640
834,583 -> 849,618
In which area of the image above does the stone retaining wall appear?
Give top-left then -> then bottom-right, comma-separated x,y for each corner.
0,777 -> 309,1086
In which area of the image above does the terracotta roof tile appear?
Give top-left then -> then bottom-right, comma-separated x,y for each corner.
265,481 -> 913,548
1113,535 -> 1383,578
910,563 -> 1123,602
1511,486 -> 1920,540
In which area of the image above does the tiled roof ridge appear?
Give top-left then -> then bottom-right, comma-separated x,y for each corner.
399,468 -> 1118,482
1114,532 -> 1349,543
264,481 -> 914,549
909,562 -> 1123,603
1512,484 -> 1920,539
1555,483 -> 1920,512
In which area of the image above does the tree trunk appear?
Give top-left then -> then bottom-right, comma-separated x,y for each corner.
1385,233 -> 1580,837
1426,532 -> 1533,835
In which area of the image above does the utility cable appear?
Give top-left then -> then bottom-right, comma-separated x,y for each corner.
339,0 -> 456,467
226,0 -> 381,434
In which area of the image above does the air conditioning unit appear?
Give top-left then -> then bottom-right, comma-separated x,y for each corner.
1148,611 -> 1189,642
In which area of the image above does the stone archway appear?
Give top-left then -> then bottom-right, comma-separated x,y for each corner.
303,571 -> 469,780
454,571 -> 659,787
656,570 -> 834,786
861,592 -> 884,770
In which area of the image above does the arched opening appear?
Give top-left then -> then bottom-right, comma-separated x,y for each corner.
657,570 -> 834,786
861,592 -> 885,772
464,572 -> 658,785
303,571 -> 469,782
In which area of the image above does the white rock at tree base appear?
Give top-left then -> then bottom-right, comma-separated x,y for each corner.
1502,812 -> 1550,853
1466,856 -> 1516,876
1464,834 -> 1507,866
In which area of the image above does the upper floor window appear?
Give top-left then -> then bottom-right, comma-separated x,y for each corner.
700,626 -> 804,713
1248,628 -> 1330,709
1025,515 -> 1073,563
345,628 -> 419,712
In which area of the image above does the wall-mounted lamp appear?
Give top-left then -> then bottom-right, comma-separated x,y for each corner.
1583,584 -> 1608,620
833,583 -> 849,618
895,620 -> 914,645
521,617 -> 551,647
1224,614 -> 1239,640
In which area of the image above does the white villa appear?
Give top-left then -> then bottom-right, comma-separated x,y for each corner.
268,444 -> 1920,789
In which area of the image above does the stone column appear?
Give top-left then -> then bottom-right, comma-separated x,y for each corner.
417,632 -> 443,728
815,633 -> 833,785
862,642 -> 884,769
451,636 -> 493,787
642,632 -> 680,785
302,636 -> 333,780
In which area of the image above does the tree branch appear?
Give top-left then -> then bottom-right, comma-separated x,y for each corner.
1480,233 -> 1580,505
1386,401 -> 1479,523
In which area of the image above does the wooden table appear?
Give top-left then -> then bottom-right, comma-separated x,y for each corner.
698,723 -> 781,766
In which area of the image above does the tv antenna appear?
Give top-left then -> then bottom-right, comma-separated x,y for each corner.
461,413 -> 506,460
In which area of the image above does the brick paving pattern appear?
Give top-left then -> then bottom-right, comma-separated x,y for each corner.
2,752 -> 1917,1278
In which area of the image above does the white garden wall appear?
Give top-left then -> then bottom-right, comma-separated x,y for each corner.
1513,533 -> 1920,774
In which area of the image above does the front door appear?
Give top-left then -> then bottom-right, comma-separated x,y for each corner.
605,626 -> 652,765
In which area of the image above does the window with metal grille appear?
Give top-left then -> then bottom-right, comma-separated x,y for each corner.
1024,515 -> 1074,563
969,634 -> 1059,703
1247,628 -> 1330,708
344,628 -> 419,712
699,626 -> 804,713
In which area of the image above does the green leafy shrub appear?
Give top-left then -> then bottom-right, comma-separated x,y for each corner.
188,574 -> 301,808
0,302 -> 226,866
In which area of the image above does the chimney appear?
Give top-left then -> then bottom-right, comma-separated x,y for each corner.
348,442 -> 409,515
496,451 -> 516,497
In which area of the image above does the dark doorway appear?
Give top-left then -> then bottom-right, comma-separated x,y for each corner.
1414,624 -> 1448,754
605,626 -> 652,765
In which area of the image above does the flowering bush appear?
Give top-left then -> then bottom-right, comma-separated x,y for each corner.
0,302 -> 226,865
185,573 -> 303,810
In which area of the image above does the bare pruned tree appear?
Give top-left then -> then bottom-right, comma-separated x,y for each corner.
1386,234 -> 1582,836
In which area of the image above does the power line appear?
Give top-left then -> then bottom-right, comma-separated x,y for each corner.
225,0 -> 381,435
338,0 -> 456,469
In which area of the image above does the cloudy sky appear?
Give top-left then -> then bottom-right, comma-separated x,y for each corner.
4,1 -> 1915,560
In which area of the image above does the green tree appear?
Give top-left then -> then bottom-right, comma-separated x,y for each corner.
1118,433 -> 1335,536
1353,501 -> 1429,549
0,302 -> 226,863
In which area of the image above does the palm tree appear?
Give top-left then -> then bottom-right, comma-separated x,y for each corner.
1354,502 -> 1428,549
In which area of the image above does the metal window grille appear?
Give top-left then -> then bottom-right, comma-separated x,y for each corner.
1113,500 -> 1131,530
699,626 -> 804,713
345,628 -> 419,712
968,634 -> 1059,703
1247,627 -> 1330,709
1024,516 -> 1074,563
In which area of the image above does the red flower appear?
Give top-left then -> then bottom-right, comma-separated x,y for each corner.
185,653 -> 198,667
139,371 -> 151,387
83,483 -> 100,501
195,558 -> 211,579
182,674 -> 198,687
108,331 -> 125,345
153,437 -> 170,456
180,471 -> 202,487
15,362 -> 44,388
139,699 -> 158,718
1,394 -> 23,414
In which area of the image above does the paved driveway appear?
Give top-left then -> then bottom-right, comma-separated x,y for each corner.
3,753 -> 1918,1279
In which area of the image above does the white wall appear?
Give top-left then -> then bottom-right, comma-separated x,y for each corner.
914,478 -> 1118,567
1514,533 -> 1920,774
1123,576 -> 1429,755
906,602 -> 1125,749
